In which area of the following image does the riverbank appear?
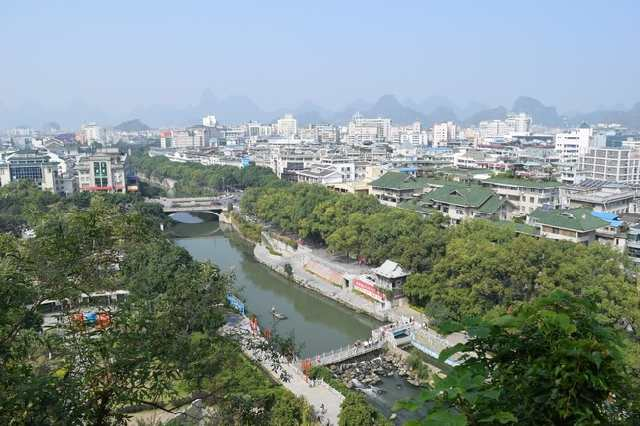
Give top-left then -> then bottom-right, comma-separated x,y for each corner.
222,314 -> 344,425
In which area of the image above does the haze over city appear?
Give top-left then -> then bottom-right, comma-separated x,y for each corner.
1,0 -> 639,128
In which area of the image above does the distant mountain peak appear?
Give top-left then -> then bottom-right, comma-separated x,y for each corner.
512,96 -> 562,126
114,119 -> 150,132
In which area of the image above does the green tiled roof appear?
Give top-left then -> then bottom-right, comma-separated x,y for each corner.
529,208 -> 609,231
484,177 -> 561,189
370,172 -> 430,190
428,184 -> 496,208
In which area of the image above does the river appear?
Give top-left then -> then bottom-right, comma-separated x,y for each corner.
169,212 -> 422,423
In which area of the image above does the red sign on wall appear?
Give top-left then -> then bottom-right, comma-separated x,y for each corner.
353,277 -> 386,302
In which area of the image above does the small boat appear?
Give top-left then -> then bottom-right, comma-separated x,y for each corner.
271,306 -> 287,320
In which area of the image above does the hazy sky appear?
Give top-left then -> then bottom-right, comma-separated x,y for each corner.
1,0 -> 639,113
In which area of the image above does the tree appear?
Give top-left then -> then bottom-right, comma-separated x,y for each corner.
339,393 -> 391,426
404,290 -> 640,425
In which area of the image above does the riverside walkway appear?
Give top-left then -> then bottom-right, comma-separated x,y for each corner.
254,242 -> 467,365
222,315 -> 344,425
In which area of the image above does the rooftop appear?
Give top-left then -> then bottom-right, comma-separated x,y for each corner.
427,184 -> 495,208
484,176 -> 562,189
373,260 -> 409,279
529,208 -> 609,232
370,171 -> 430,190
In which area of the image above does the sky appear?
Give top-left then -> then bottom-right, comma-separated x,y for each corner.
1,0 -> 639,115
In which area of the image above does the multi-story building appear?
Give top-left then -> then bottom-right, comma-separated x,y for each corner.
313,124 -> 339,143
76,148 -> 133,193
426,183 -> 516,224
527,207 -> 610,244
369,171 -> 430,206
505,113 -> 532,134
276,114 -> 298,138
80,123 -> 104,144
561,185 -> 636,214
480,177 -> 561,215
202,115 -> 217,127
347,114 -> 392,144
171,126 -> 217,149
479,120 -> 510,140
432,122 -> 457,147
0,149 -> 64,193
577,147 -> 640,184
555,126 -> 595,165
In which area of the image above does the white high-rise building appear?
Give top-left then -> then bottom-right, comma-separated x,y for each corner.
505,113 -> 532,134
202,115 -> 217,127
347,114 -> 392,144
555,126 -> 596,164
432,122 -> 457,147
578,147 -> 640,184
479,120 -> 510,140
276,114 -> 298,138
81,123 -> 103,144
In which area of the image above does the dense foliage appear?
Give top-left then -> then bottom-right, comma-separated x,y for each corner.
131,152 -> 279,196
0,182 -> 313,425
402,290 -> 640,425
242,182 -> 640,384
242,184 -> 639,335
242,184 -> 447,270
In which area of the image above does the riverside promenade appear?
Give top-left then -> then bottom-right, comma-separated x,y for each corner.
222,315 -> 344,426
253,239 -> 467,355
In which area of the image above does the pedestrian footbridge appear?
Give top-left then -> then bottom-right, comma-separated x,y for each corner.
306,321 -> 463,368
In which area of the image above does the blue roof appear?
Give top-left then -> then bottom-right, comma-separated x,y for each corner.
591,211 -> 624,228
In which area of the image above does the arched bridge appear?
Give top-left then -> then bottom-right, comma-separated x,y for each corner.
149,197 -> 231,213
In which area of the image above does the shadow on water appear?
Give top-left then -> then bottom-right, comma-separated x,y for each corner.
168,212 -> 424,424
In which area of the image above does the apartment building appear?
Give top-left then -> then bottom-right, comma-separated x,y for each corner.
432,122 -> 457,147
505,113 -> 532,134
276,114 -> 298,138
578,147 -> 640,184
347,114 -> 392,144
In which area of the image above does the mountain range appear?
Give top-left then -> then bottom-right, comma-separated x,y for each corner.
1,92 -> 639,130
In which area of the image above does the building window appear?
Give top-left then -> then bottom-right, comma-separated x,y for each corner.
93,161 -> 109,187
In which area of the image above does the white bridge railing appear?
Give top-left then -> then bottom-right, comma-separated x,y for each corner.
312,340 -> 385,366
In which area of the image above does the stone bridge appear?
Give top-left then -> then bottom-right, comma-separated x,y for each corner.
149,197 -> 231,213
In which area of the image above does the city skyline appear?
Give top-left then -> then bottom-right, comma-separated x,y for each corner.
1,0 -> 639,121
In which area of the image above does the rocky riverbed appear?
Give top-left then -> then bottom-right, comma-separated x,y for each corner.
328,350 -> 428,390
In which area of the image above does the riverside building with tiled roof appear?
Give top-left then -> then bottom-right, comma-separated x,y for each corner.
425,183 -> 516,224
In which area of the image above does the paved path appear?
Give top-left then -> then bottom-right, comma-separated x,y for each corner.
255,243 -> 389,321
223,316 -> 344,425
254,241 -> 467,350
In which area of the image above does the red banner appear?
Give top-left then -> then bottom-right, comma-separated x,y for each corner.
353,277 -> 386,302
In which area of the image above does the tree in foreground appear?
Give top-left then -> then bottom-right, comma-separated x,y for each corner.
400,290 -> 640,425
339,393 -> 391,426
